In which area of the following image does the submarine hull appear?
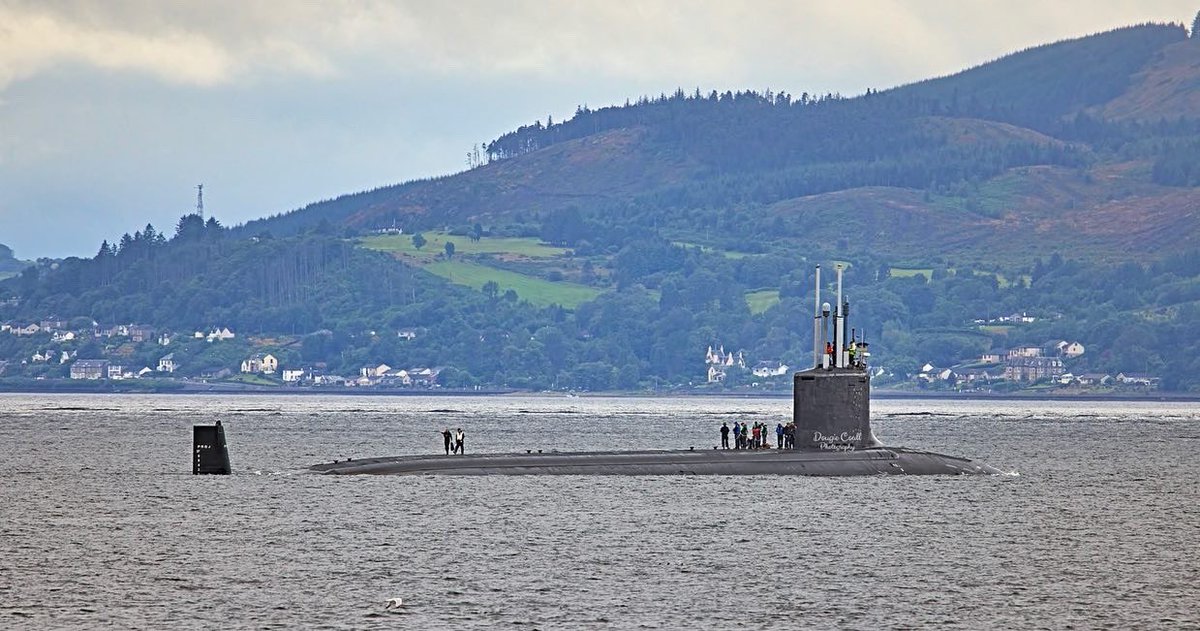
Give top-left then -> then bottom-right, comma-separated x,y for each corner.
310,447 -> 1004,476
308,268 -> 1006,477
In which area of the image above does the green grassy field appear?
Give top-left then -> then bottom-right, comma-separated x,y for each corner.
362,232 -> 568,261
424,260 -> 601,308
745,289 -> 780,314
360,232 -> 599,307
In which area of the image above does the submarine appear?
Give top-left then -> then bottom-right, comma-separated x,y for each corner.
312,265 -> 1003,476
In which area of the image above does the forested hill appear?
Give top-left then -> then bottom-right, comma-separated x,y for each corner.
240,22 -> 1200,267
8,20 -> 1200,393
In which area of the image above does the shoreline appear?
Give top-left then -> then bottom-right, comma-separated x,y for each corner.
0,381 -> 1194,402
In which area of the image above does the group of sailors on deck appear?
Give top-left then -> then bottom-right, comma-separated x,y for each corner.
720,421 -> 795,450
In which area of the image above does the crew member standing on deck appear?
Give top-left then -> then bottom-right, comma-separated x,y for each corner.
455,428 -> 465,455
720,422 -> 730,449
776,422 -> 784,449
441,428 -> 452,455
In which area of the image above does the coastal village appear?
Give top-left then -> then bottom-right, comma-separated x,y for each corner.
0,306 -> 1163,392
0,318 -> 444,390
703,307 -> 1162,393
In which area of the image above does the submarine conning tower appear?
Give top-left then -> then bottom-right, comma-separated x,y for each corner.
793,263 -> 881,451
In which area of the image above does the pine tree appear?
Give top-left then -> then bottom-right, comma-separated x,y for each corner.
1193,11 -> 1200,37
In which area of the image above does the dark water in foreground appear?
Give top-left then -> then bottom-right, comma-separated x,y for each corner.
1,394 -> 1197,630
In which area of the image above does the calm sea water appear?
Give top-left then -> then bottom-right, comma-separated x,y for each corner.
1,393 -> 1197,629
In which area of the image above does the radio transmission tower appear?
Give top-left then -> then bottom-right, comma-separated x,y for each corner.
195,184 -> 204,220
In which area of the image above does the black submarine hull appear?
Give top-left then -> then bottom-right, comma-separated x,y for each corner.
310,447 -> 1004,476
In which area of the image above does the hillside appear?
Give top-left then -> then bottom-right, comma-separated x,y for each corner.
246,23 -> 1200,268
6,20 -> 1200,392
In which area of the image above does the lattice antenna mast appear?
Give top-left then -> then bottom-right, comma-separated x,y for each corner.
195,184 -> 204,220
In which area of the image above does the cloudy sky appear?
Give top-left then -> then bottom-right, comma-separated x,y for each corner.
0,1 -> 1195,259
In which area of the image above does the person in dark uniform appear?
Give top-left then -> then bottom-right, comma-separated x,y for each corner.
441,428 -> 452,455
720,422 -> 730,449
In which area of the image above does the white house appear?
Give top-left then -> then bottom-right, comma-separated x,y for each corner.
158,353 -> 177,373
1007,346 -> 1042,359
1064,342 -> 1085,358
361,363 -> 391,378
282,369 -> 306,383
383,369 -> 412,386
241,353 -> 279,374
751,361 -> 789,378
52,331 -> 76,342
1116,372 -> 1160,388
409,367 -> 440,387
705,345 -> 745,369
70,359 -> 108,380
206,327 -> 235,342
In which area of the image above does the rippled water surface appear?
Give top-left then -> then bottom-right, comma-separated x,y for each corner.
2,394 -> 1198,629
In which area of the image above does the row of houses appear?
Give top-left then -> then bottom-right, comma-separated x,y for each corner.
703,344 -> 790,383
69,360 -> 155,380
974,311 -> 1039,325
355,364 -> 442,387
2,320 -> 238,345
976,341 -> 1086,366
67,353 -> 445,388
918,361 -> 1160,390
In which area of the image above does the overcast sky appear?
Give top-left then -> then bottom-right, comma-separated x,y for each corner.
0,1 -> 1195,259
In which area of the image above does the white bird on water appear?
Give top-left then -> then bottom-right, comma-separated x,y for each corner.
385,597 -> 404,609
